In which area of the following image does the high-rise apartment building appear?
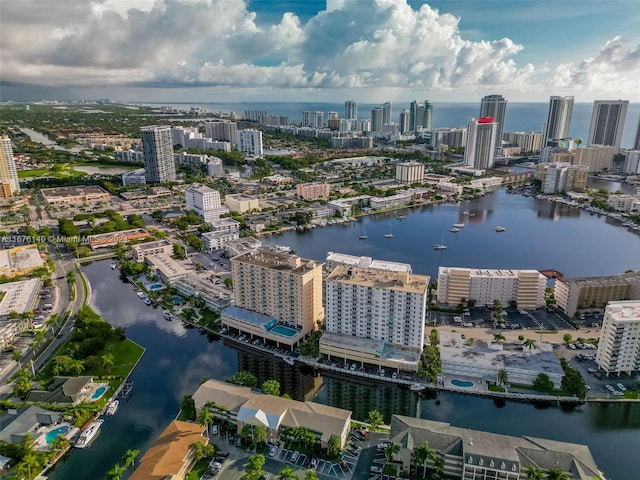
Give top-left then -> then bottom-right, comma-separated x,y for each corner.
437,267 -> 547,309
503,131 -> 543,152
324,264 -> 429,350
464,118 -> 497,170
587,100 -> 629,152
185,183 -> 228,223
296,183 -> 330,201
409,100 -> 433,132
480,94 -> 508,152
237,129 -> 263,157
141,126 -> 176,183
345,100 -> 357,120
431,128 -> 468,149
382,102 -> 392,126
573,144 -> 615,172
313,111 -> 324,129
204,120 -> 238,145
399,109 -> 410,134
395,162 -> 425,184
302,111 -> 312,127
0,135 -> 19,197
542,96 -> 574,147
624,150 -> 640,175
371,108 -> 383,132
635,117 -> 640,151
595,301 -> 640,376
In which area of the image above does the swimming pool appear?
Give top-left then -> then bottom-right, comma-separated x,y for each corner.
451,379 -> 474,388
45,425 -> 70,444
149,283 -> 164,291
270,325 -> 298,337
91,386 -> 107,399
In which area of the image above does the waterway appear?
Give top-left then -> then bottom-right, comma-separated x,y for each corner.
48,189 -> 640,480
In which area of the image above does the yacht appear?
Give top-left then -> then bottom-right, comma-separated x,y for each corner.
136,291 -> 146,299
433,244 -> 447,250
384,232 -> 394,238
495,226 -> 506,232
163,310 -> 173,320
359,234 -> 368,240
75,419 -> 104,448
452,223 -> 465,228
396,214 -> 407,220
106,400 -> 119,416
410,383 -> 425,392
449,227 -> 460,233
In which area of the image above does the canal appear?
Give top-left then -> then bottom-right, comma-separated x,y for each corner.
49,189 -> 640,480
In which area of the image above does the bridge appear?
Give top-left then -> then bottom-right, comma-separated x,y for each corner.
540,269 -> 564,279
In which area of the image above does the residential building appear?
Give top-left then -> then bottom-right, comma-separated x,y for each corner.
144,254 -> 188,283
201,218 -> 240,250
296,183 -> 330,201
371,107 -> 383,132
206,157 -> 224,177
132,240 -> 173,262
464,118 -> 497,170
538,162 -> 588,193
129,420 -> 207,480
345,100 -> 357,120
225,193 -> 260,213
596,300 -> 640,376
0,245 -> 45,279
121,168 -> 147,186
0,406 -> 63,445
503,131 -> 543,152
542,96 -> 574,147
382,102 -> 392,125
399,109 -> 410,134
40,185 -> 110,205
204,120 -> 238,145
409,100 -> 433,133
172,276 -> 232,313
192,379 -> 351,448
330,136 -> 373,149
324,264 -> 429,350
0,135 -> 19,196
395,162 -> 425,184
623,150 -> 640,174
313,111 -> 324,129
479,94 -> 507,152
87,228 -> 150,250
555,272 -> 640,317
113,149 -> 144,163
237,129 -> 263,157
607,194 -> 640,213
185,183 -> 228,223
171,126 -> 199,147
431,127 -> 467,149
635,117 -> 640,150
141,125 -> 176,183
0,278 -> 41,321
26,376 -> 94,404
588,100 -> 629,152
221,247 -> 324,349
573,145 -> 615,172
437,267 -> 547,309
325,252 -> 411,275
389,415 -> 602,480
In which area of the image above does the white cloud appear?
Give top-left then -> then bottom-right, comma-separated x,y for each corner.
0,0 -> 638,100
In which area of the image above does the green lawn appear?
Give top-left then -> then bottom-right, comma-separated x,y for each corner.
84,338 -> 145,378
186,459 -> 209,480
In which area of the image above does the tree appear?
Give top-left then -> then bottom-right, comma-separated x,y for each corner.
493,333 -> 506,343
224,277 -> 233,288
533,373 -> 554,393
433,454 -> 445,479
545,468 -> 569,480
366,409 -> 384,431
180,394 -> 196,421
16,453 -> 41,480
562,333 -> 573,345
193,440 -> 207,461
411,441 -> 436,478
525,465 -> 544,480
102,353 -> 115,373
523,338 -> 537,350
327,434 -> 340,457
197,407 -> 215,436
12,349 -> 23,364
227,370 -> 258,387
279,466 -> 299,480
253,425 -> 267,447
106,463 -> 126,480
121,449 -> 140,470
245,454 -> 265,473
261,379 -> 280,396
497,368 -> 509,388
304,471 -> 319,480
385,443 -> 401,462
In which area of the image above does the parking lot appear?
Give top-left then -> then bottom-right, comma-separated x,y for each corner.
429,307 -> 575,332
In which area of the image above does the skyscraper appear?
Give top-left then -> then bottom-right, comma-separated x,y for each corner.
140,126 -> 176,184
313,111 -> 324,129
542,96 -> 574,147
480,94 -> 507,152
237,129 -> 263,157
382,102 -> 392,126
409,100 -> 433,132
345,100 -> 357,120
371,107 -> 383,132
0,135 -> 19,197
464,118 -> 497,170
302,111 -> 312,127
399,109 -> 410,134
635,117 -> 640,151
587,100 -> 629,152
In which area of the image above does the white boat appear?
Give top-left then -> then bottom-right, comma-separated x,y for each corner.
449,227 -> 460,233
106,400 -> 119,416
110,263 -> 117,270
396,214 -> 407,220
136,291 -> 146,299
384,233 -> 394,238
462,211 -> 470,215
453,223 -> 465,228
75,419 -> 104,448
163,310 -> 173,320
433,244 -> 447,250
410,383 -> 425,392
359,234 -> 368,240
495,226 -> 506,232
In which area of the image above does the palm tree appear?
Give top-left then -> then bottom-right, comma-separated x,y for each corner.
253,425 -> 267,448
106,463 -> 126,480
545,468 -> 569,480
197,407 -> 215,436
279,466 -> 299,480
366,409 -> 384,430
525,465 -> 544,480
523,338 -> 537,350
71,358 -> 85,375
385,443 -> 401,463
493,333 -> 506,343
412,441 -> 436,478
12,349 -> 23,364
245,454 -> 265,473
433,454 -> 445,479
102,353 -> 115,373
497,368 -> 509,388
121,449 -> 139,470
304,471 -> 319,480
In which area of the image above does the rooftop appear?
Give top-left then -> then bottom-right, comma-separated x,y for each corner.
605,300 -> 640,320
222,305 -> 277,328
232,247 -> 319,274
40,185 -> 109,198
559,271 -> 640,287
320,332 -> 421,364
144,253 -> 189,280
0,278 -> 41,317
0,245 -> 44,274
132,239 -> 172,252
326,252 -> 412,273
327,265 -> 429,295
440,266 -> 543,278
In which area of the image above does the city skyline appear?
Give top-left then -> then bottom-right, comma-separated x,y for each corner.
1,0 -> 639,103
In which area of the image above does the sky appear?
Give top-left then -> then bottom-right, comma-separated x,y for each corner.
1,0 -> 639,103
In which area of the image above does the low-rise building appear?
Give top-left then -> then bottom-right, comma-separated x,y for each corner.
607,194 -> 640,213
389,415 -> 602,480
225,193 -> 260,213
172,276 -> 232,313
121,169 -> 147,186
40,185 -> 110,205
26,376 -> 94,404
132,240 -> 174,262
87,228 -> 150,250
144,254 -> 188,283
201,218 -> 240,250
129,420 -> 207,480
192,379 -> 351,448
596,300 -> 640,376
0,406 -> 63,445
0,245 -> 45,279
223,237 -> 261,257
0,278 -> 41,321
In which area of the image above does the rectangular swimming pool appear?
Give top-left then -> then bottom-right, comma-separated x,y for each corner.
270,325 -> 298,337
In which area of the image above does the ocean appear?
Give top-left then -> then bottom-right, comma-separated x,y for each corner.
146,101 -> 640,149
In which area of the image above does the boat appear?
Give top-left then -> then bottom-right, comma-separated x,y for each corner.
449,227 -> 460,233
163,310 -> 173,320
110,263 -> 117,270
106,400 -> 119,416
384,224 -> 394,238
75,419 -> 104,448
410,383 -> 425,392
359,227 -> 368,240
495,226 -> 506,232
453,223 -> 465,228
120,382 -> 134,399
433,234 -> 447,250
462,211 -> 470,215
136,291 -> 146,299
396,214 -> 407,220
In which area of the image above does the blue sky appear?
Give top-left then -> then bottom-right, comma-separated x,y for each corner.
1,0 -> 639,102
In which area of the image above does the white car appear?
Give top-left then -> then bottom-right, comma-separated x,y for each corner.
290,451 -> 299,463
377,441 -> 391,449
370,466 -> 384,474
269,445 -> 278,457
617,383 -> 627,392
612,391 -> 624,397
211,425 -> 218,435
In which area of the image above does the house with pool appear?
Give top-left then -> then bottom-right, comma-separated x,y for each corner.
26,376 -> 110,404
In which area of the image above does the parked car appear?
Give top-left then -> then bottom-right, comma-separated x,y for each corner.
370,466 -> 384,474
269,446 -> 278,457
211,425 -> 218,435
377,441 -> 391,449
617,383 -> 627,392
290,451 -> 299,463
